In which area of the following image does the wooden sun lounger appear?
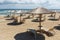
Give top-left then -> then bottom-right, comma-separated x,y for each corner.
32,15 -> 46,22
7,16 -> 25,25
48,16 -> 59,21
27,29 -> 37,40
27,27 -> 55,40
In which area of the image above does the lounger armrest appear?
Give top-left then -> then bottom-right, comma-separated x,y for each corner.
27,29 -> 36,33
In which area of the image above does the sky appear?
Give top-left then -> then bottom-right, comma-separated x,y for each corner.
0,0 -> 60,9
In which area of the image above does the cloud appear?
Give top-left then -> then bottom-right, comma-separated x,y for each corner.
0,0 -> 4,3
45,0 -> 60,9
0,0 -> 60,9
0,0 -> 52,4
0,4 -> 40,9
0,0 -> 33,4
0,0 -> 59,4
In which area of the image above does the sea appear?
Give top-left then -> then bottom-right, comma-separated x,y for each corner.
0,9 -> 32,16
0,9 -> 60,16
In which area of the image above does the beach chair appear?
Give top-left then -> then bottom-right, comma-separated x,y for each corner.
48,14 -> 54,17
48,13 -> 59,21
6,15 -> 15,20
4,15 -> 10,18
22,18 -> 25,22
32,17 -> 38,22
32,15 -> 46,22
41,27 -> 55,37
31,14 -> 34,18
7,16 -> 24,25
27,29 -> 37,40
48,16 -> 59,21
48,12 -> 56,17
24,14 -> 31,19
59,16 -> 60,20
7,17 -> 19,25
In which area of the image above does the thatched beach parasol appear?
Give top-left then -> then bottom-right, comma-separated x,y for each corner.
16,10 -> 22,22
30,7 -> 52,33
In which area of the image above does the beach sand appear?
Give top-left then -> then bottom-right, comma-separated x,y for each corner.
0,13 -> 60,40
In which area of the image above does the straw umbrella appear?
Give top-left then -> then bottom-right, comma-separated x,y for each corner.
8,10 -> 15,16
11,10 -> 16,16
16,10 -> 23,23
12,10 -> 18,18
7,10 -> 11,17
30,7 -> 52,33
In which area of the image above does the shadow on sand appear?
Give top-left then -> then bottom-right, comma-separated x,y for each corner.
5,18 -> 14,20
54,25 -> 60,30
48,19 -> 59,21
7,22 -> 24,25
14,32 -> 45,40
32,19 -> 44,22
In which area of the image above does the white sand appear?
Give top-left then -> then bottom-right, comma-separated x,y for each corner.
0,13 -> 60,40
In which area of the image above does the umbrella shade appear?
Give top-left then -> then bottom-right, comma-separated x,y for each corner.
7,10 -> 13,16
16,10 -> 27,14
8,10 -> 15,13
16,10 -> 24,16
16,10 -> 24,23
11,10 -> 16,12
16,10 -> 22,14
8,10 -> 11,12
30,7 -> 51,14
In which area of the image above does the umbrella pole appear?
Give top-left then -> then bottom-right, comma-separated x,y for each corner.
10,11 -> 11,17
51,14 -> 52,17
39,14 -> 42,32
32,14 -> 34,18
14,11 -> 15,17
29,14 -> 30,18
54,12 -> 56,19
20,14 -> 21,23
